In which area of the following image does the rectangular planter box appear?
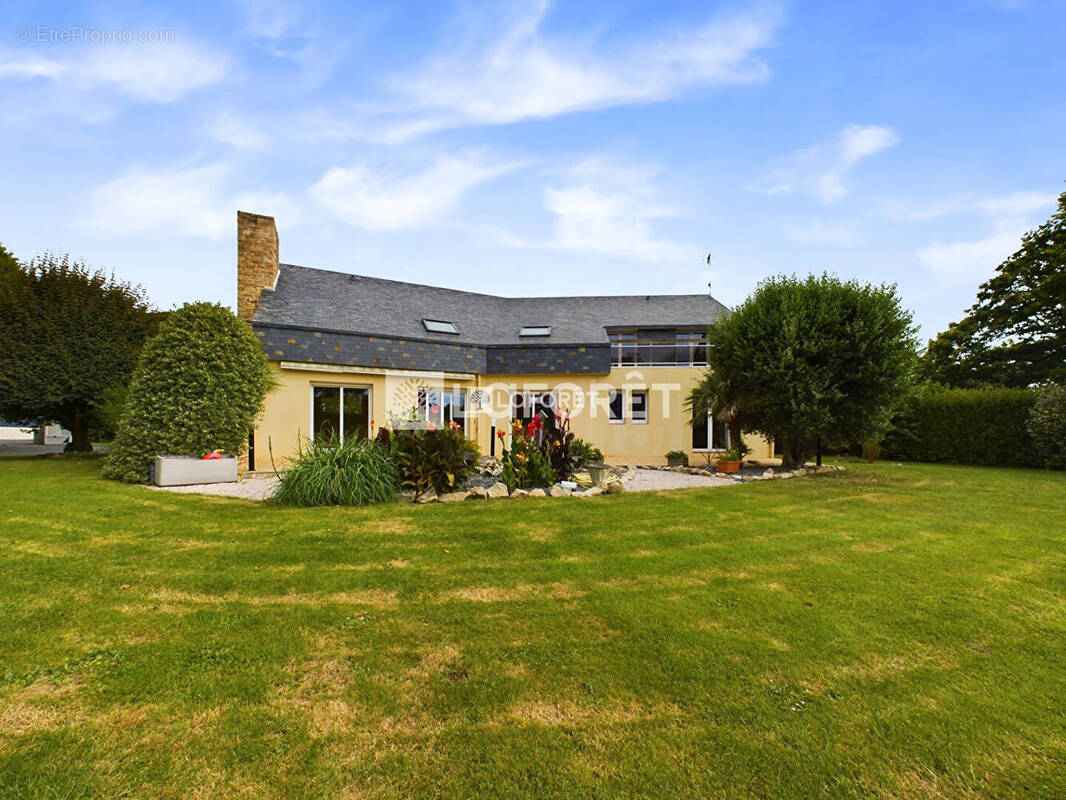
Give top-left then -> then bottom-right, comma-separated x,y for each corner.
153,455 -> 237,487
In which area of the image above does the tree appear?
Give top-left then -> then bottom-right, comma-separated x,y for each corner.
0,251 -> 157,452
708,274 -> 917,470
103,303 -> 273,483
924,190 -> 1066,387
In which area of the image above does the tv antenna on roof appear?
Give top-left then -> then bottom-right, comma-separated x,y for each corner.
705,252 -> 712,294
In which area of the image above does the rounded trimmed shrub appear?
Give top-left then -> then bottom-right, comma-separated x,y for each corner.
1028,383 -> 1066,469
103,303 -> 272,483
274,436 -> 399,506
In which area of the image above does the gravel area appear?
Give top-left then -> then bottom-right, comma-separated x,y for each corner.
146,475 -> 279,501
623,468 -> 736,492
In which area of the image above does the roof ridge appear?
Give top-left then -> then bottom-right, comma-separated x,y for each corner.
278,262 -> 727,305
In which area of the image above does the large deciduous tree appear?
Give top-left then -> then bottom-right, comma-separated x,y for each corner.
924,190 -> 1066,387
0,251 -> 157,452
708,274 -> 917,470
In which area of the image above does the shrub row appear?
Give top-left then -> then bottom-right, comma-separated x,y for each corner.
881,385 -> 1039,468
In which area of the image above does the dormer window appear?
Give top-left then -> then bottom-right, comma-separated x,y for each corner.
422,319 -> 458,335
519,325 -> 551,337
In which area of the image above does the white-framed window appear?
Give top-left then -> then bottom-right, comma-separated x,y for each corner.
312,385 -> 370,443
417,388 -> 467,432
631,390 -> 648,423
607,389 -> 624,423
692,411 -> 730,451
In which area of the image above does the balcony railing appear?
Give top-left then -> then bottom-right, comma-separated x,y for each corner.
610,341 -> 708,367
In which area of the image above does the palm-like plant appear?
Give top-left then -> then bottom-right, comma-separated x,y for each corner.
685,370 -> 747,460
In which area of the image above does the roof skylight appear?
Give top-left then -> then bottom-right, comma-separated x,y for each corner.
519,325 -> 552,337
422,319 -> 458,335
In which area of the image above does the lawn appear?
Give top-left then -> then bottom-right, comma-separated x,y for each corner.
1,458 -> 1064,799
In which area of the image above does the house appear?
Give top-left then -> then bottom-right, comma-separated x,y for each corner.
238,211 -> 772,468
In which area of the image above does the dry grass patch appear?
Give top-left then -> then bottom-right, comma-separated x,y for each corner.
447,582 -> 585,603
148,588 -> 399,609
851,541 -> 896,552
0,678 -> 82,736
501,698 -> 683,728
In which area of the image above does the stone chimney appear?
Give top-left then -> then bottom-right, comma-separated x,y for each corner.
237,211 -> 279,322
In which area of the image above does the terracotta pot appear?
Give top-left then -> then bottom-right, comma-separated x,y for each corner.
715,459 -> 741,474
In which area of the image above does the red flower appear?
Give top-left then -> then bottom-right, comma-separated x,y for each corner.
496,430 -> 506,438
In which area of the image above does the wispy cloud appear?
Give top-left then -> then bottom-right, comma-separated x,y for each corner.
310,153 -> 520,230
371,1 -> 781,140
234,0 -> 365,89
913,189 -> 1056,282
890,189 -> 1058,221
207,111 -> 271,151
916,229 -> 1023,281
84,164 -> 300,239
751,123 -> 899,203
0,40 -> 226,103
497,159 -> 691,262
783,219 -> 863,246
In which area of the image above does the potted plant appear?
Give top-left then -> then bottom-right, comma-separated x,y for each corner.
715,441 -> 750,474
664,449 -> 689,467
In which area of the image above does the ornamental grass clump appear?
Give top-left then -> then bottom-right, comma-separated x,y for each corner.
273,435 -> 399,506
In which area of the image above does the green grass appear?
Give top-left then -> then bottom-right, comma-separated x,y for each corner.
1,457 -> 1064,799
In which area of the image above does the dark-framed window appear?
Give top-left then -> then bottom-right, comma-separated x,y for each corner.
313,386 -> 369,443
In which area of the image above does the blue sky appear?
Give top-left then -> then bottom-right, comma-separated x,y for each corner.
1,0 -> 1063,342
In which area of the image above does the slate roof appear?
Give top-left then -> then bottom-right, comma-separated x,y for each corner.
253,264 -> 730,346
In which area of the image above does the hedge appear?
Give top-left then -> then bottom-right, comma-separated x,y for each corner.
1028,383 -> 1066,469
881,386 -> 1038,468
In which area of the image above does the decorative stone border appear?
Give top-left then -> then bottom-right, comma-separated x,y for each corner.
633,463 -> 845,483
402,479 -> 625,504
400,463 -> 844,503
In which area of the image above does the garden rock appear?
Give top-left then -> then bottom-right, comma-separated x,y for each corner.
416,489 -> 439,503
439,491 -> 469,503
511,488 -> 529,499
467,486 -> 488,499
763,468 -> 774,477
487,482 -> 509,499
579,486 -> 604,497
549,485 -> 570,497
528,488 -> 547,498
606,481 -> 625,494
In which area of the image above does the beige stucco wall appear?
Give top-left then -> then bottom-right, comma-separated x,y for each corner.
479,367 -> 771,465
252,361 -> 772,470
